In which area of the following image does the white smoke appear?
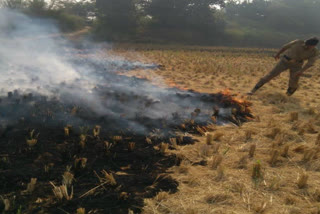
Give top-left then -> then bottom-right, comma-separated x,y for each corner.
0,10 -> 79,93
0,9 -> 222,134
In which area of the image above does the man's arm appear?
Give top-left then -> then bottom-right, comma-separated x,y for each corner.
274,47 -> 287,60
296,55 -> 319,76
274,40 -> 300,60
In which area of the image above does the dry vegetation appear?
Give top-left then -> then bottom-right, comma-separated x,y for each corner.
113,44 -> 320,214
1,43 -> 320,213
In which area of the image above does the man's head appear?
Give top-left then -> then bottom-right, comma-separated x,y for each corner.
305,37 -> 319,49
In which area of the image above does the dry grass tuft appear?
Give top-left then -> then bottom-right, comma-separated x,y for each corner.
285,196 -> 297,205
113,136 -> 123,142
101,170 -> 117,186
291,121 -> 302,131
254,201 -> 268,214
268,176 -> 282,191
303,149 -> 316,162
204,194 -> 232,205
212,143 -> 220,154
119,192 -> 129,200
274,133 -> 285,146
289,111 -> 299,122
50,182 -> 73,201
305,107 -> 318,115
215,165 -> 225,181
298,128 -> 305,136
312,189 -> 320,202
93,125 -> 101,138
159,142 -> 169,154
206,134 -> 213,145
210,154 -> 223,169
297,171 -> 308,189
184,176 -> 200,187
293,145 -> 308,153
146,137 -> 152,144
25,178 -> 37,194
177,161 -> 190,174
199,144 -> 211,157
62,171 -> 74,187
169,138 -> 178,148
185,208 -> 198,214
304,122 -> 318,134
196,126 -> 206,136
230,182 -> 245,195
269,150 -> 279,166
74,158 -> 87,169
212,132 -> 224,141
266,127 -> 281,139
237,155 -> 248,169
64,126 -> 70,137
289,112 -> 299,122
76,208 -> 86,214
249,144 -> 256,158
245,130 -> 253,141
281,144 -> 290,157
26,129 -> 40,147
104,141 -> 113,154
252,160 -> 263,182
2,198 -> 10,211
155,192 -> 169,202
128,142 -> 135,152
316,134 -> 320,145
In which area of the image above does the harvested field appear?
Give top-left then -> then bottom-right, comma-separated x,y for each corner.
113,44 -> 320,214
1,42 -> 320,214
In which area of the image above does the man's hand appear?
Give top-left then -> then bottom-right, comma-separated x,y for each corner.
274,55 -> 280,61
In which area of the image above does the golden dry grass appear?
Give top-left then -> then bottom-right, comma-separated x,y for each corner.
112,44 -> 320,214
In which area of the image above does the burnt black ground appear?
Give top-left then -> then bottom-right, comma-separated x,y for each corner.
0,50 -> 253,214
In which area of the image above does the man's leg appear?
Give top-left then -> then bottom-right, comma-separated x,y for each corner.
248,60 -> 288,95
287,66 -> 302,96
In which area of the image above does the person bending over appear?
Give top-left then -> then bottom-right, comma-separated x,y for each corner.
248,37 -> 319,96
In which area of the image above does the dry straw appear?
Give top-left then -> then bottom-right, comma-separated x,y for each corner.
269,150 -> 279,166
297,171 -> 308,189
289,112 -> 299,122
249,144 -> 256,158
169,138 -> 178,148
252,160 -> 263,182
206,134 -> 213,145
316,134 -> 320,145
237,155 -> 248,169
245,130 -> 253,141
281,145 -> 290,157
159,142 -> 169,154
50,182 -> 73,201
302,149 -> 316,162
77,208 -> 86,214
211,154 -> 223,169
26,178 -> 37,194
213,132 -> 224,141
128,142 -> 135,152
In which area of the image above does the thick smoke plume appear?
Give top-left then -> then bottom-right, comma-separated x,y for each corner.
0,9 -> 247,135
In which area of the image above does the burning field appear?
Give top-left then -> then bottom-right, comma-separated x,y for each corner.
4,8 -> 320,214
0,9 -> 254,214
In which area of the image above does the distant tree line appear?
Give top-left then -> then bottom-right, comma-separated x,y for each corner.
0,0 -> 95,31
2,0 -> 320,47
225,0 -> 320,47
94,0 -> 225,43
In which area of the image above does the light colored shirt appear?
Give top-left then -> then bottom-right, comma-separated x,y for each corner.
282,39 -> 319,68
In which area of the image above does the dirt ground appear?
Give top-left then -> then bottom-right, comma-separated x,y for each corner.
113,44 -> 320,214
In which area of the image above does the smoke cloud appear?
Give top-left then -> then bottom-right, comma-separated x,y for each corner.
0,9 -> 231,135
